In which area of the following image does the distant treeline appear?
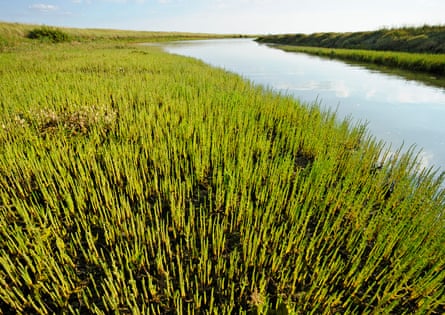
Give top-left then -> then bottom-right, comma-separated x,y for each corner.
256,25 -> 445,54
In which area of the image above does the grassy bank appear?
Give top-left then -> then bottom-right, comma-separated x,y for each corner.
256,25 -> 445,78
256,25 -> 445,54
0,21 -> 239,51
274,45 -> 445,77
1,26 -> 445,314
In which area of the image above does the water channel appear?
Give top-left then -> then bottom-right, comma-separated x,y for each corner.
159,38 -> 445,172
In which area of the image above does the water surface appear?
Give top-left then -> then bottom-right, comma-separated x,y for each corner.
159,39 -> 445,172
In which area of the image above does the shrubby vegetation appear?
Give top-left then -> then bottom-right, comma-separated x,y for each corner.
27,26 -> 71,43
0,24 -> 444,314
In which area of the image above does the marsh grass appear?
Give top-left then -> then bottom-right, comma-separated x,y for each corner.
256,25 -> 445,54
0,21 -> 238,47
273,45 -> 445,78
256,25 -> 445,77
0,31 -> 444,314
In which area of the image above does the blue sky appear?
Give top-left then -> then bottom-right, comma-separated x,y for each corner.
1,0 -> 444,34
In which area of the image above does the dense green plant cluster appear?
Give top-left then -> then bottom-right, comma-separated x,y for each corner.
27,26 -> 71,43
257,25 -> 445,54
0,40 -> 444,314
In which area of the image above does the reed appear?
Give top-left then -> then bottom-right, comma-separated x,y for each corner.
0,29 -> 444,314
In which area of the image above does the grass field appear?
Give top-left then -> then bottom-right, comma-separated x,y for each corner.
1,24 -> 445,314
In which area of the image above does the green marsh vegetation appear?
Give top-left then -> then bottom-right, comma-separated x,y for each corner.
1,25 -> 445,314
256,25 -> 445,79
256,25 -> 445,53
0,21 -> 235,51
266,45 -> 445,80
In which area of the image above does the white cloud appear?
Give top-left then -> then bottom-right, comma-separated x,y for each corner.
29,4 -> 59,12
98,0 -> 147,3
73,0 -> 147,3
332,81 -> 350,98
418,151 -> 435,170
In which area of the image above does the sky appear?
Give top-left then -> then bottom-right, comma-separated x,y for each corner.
1,0 -> 444,35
